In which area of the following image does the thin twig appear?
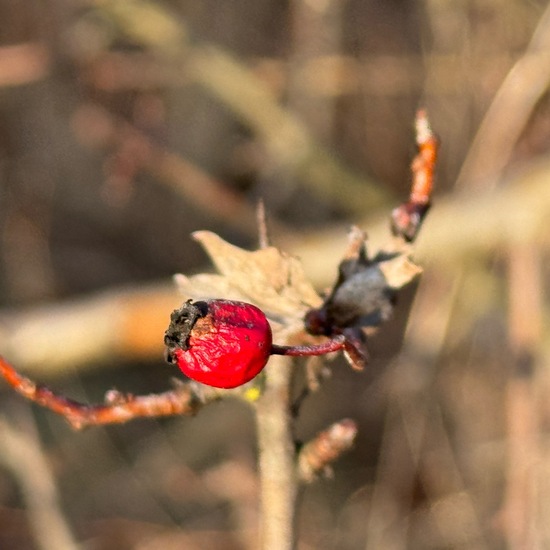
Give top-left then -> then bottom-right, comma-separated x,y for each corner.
391,109 -> 438,242
0,356 -> 217,429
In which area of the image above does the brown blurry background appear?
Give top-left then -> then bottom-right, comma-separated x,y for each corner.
0,0 -> 549,548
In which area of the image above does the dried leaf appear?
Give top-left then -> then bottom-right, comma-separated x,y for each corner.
173,231 -> 322,337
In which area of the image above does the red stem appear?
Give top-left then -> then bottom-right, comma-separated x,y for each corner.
270,335 -> 346,357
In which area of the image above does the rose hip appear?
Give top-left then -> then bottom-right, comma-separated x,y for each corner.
164,299 -> 273,388
165,299 -> 348,389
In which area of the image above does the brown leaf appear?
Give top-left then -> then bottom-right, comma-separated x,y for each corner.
173,231 -> 322,335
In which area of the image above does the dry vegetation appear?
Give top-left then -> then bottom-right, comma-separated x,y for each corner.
0,0 -> 549,549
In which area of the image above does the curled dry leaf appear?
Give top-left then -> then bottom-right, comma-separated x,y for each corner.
304,227 -> 423,369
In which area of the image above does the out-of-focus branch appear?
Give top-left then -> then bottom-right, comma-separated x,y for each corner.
456,2 -> 550,189
0,282 -> 179,375
0,414 -> 79,550
73,103 -> 266,235
365,270 -> 461,549
287,0 -> 345,141
0,42 -> 50,87
188,46 -> 386,215
86,51 -> 527,98
93,0 -> 387,216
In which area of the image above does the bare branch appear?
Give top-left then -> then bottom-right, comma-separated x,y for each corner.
456,1 -> 550,189
0,356 -> 218,429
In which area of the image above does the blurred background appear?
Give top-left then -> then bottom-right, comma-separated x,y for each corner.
0,0 -> 549,548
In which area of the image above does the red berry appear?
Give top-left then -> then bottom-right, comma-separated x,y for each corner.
164,299 -> 273,388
